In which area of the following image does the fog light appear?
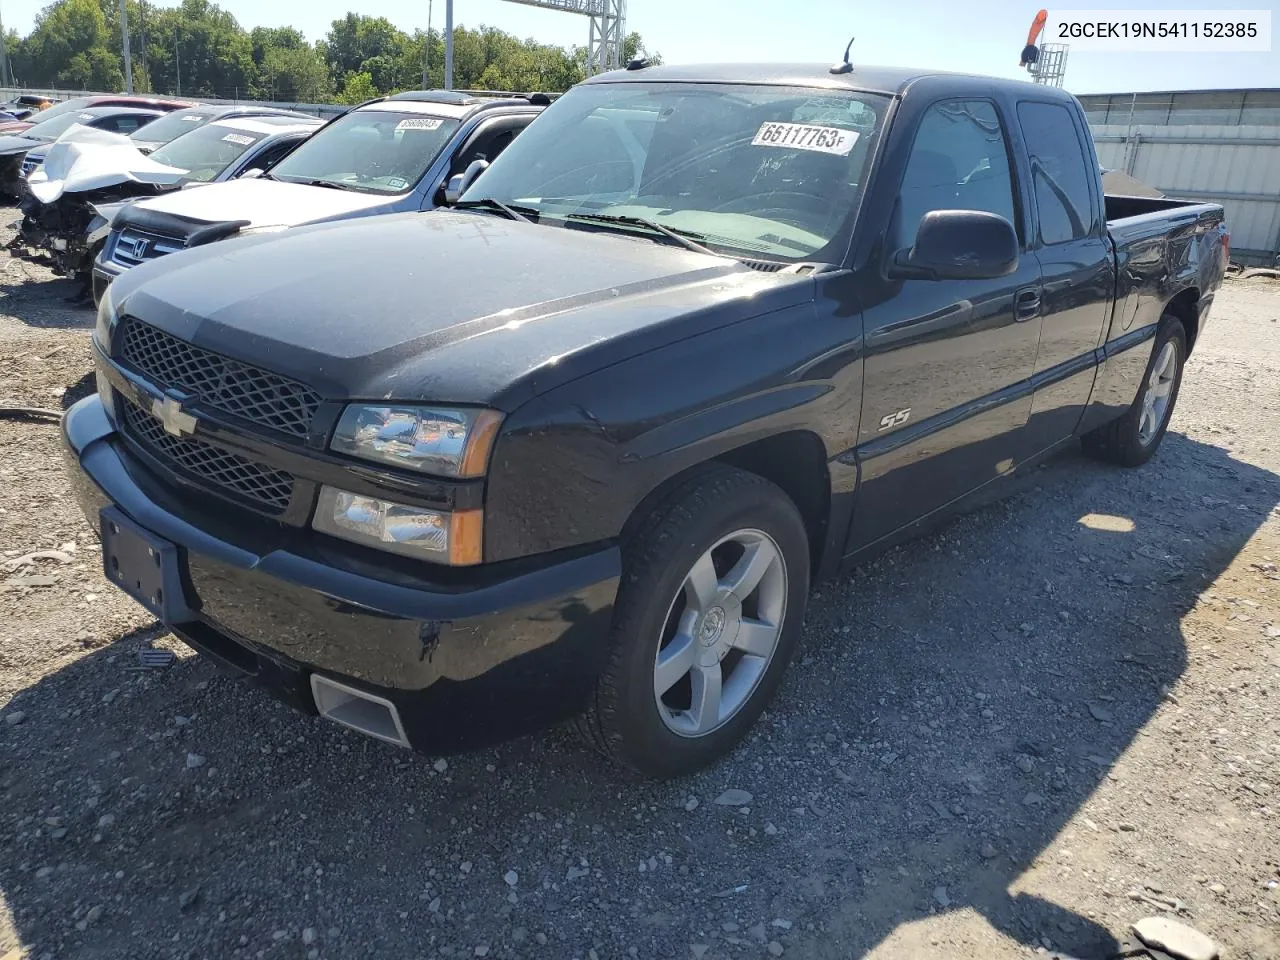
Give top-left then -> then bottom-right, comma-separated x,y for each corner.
312,486 -> 482,565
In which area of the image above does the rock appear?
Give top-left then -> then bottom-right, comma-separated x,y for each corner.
186,753 -> 206,769
97,814 -> 115,830
1022,792 -> 1045,807
684,796 -> 700,812
772,919 -> 792,930
934,886 -> 951,908
714,789 -> 753,806
474,947 -> 490,958
428,898 -> 441,913
35,867 -> 53,880
179,888 -> 200,911
1089,704 -> 1114,722
691,946 -> 710,959
503,870 -> 518,888
534,933 -> 548,945
748,923 -> 767,941
1265,625 -> 1280,638
85,905 -> 103,925
767,942 -> 785,957
460,861 -> 472,874
566,866 -> 589,881
1131,917 -> 1220,960
1208,883 -> 1226,894
979,841 -> 998,860
511,927 -> 527,943
721,922 -> 739,933
1015,755 -> 1035,774
50,828 -> 67,840
764,822 -> 778,836
4,711 -> 25,726
433,758 -> 448,773
302,928 -> 317,946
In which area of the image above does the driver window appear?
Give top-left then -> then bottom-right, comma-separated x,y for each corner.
892,99 -> 1017,251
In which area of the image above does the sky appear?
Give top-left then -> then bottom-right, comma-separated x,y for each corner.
2,0 -> 1277,94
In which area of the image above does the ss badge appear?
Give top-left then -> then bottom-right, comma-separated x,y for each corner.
877,408 -> 912,432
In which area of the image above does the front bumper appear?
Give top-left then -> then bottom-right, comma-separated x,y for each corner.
92,258 -> 124,307
62,394 -> 622,754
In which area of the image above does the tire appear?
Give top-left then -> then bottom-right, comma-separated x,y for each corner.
1083,313 -> 1186,467
577,465 -> 811,779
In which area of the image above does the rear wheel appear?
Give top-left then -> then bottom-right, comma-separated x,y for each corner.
577,466 -> 810,779
1083,313 -> 1186,467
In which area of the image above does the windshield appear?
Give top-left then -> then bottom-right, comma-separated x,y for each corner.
462,82 -> 887,263
129,109 -> 213,146
27,111 -> 101,142
269,108 -> 460,194
150,123 -> 266,183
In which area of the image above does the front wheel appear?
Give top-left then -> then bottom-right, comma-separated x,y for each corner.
1083,313 -> 1186,467
577,465 -> 810,779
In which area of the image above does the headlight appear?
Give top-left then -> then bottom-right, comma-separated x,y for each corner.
330,405 -> 502,478
312,486 -> 483,565
237,224 -> 289,237
93,280 -> 116,351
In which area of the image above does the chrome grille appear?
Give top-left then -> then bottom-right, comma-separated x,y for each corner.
110,227 -> 186,268
119,316 -> 321,438
121,399 -> 294,514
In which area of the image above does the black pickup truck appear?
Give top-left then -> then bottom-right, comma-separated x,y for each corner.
64,62 -> 1228,778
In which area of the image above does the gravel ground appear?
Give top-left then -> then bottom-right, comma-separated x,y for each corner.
1,215 -> 1278,960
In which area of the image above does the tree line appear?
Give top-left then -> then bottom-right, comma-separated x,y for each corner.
3,0 -> 659,103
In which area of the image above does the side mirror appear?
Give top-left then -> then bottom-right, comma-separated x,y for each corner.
239,168 -> 265,180
889,210 -> 1019,281
444,158 -> 490,205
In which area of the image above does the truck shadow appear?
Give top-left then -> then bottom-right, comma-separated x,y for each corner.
0,432 -> 1276,959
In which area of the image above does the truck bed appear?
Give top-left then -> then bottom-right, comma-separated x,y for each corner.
1105,194 -> 1226,250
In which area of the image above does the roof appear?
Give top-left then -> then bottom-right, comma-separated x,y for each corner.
73,105 -> 166,118
208,116 -> 322,135
585,62 -> 1071,99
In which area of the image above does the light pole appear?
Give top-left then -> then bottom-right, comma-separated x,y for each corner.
120,0 -> 134,93
444,0 -> 453,90
421,0 -> 432,88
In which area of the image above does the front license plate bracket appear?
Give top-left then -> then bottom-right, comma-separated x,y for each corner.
99,506 -> 193,623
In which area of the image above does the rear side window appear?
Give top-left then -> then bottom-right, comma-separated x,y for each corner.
892,99 -> 1017,250
1017,101 -> 1097,245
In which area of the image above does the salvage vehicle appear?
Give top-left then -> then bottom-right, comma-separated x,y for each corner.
0,94 -> 192,137
0,105 -> 166,199
9,114 -> 322,299
90,90 -> 546,303
65,63 -> 1228,778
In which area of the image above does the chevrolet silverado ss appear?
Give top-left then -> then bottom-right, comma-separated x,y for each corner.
64,63 -> 1228,778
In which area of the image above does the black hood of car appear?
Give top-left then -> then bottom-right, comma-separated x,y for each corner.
0,134 -> 42,156
113,210 -> 818,409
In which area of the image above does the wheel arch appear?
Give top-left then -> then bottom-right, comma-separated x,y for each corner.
620,430 -> 833,576
1165,286 -> 1201,353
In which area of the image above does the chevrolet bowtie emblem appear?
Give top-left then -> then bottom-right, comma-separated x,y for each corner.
152,395 -> 198,438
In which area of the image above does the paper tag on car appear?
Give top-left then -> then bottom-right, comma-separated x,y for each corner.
396,118 -> 443,131
181,115 -> 204,121
752,122 -> 859,156
221,133 -> 255,146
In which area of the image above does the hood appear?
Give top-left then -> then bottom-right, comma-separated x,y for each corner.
0,134 -> 42,157
133,177 -> 396,229
0,121 -> 34,136
116,210 -> 816,409
27,126 -> 187,203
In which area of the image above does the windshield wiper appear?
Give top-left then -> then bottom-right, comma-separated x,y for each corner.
454,198 -> 537,223
300,178 -> 353,191
563,213 -> 726,258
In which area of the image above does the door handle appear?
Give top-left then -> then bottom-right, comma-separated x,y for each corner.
1015,288 -> 1042,322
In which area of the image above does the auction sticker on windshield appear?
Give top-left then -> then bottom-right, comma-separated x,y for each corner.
752,122 -> 859,156
397,118 -> 443,131
221,133 -> 256,146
